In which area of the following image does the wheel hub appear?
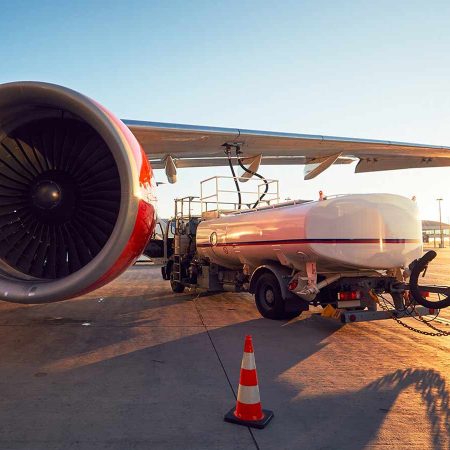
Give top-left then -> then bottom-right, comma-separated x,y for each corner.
264,287 -> 275,305
32,180 -> 62,209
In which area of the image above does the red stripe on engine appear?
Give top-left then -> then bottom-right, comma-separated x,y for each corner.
78,199 -> 155,295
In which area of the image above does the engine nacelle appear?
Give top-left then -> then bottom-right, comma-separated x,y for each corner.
0,82 -> 157,303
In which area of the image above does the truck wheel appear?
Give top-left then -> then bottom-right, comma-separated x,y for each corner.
170,275 -> 185,293
254,273 -> 299,320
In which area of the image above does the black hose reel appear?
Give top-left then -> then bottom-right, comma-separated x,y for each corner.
409,251 -> 450,309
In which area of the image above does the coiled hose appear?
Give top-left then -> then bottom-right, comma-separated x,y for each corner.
409,251 -> 450,309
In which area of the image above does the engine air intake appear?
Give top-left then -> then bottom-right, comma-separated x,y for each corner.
0,118 -> 121,279
0,81 -> 156,303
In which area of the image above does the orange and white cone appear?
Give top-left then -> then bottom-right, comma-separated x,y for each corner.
224,335 -> 274,429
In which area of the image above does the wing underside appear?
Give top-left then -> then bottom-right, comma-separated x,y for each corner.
124,119 -> 450,179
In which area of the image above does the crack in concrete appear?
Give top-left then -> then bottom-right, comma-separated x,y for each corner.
192,296 -> 261,450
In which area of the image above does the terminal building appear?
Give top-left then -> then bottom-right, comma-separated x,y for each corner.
422,220 -> 450,247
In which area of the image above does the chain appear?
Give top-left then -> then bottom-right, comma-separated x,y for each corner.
378,294 -> 450,337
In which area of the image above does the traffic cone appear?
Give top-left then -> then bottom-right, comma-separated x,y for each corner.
224,335 -> 274,429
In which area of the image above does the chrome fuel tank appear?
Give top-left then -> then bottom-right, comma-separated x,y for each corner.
196,194 -> 422,272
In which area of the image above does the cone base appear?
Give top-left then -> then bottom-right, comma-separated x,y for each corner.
224,407 -> 274,429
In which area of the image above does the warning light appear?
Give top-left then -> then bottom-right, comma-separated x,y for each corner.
338,291 -> 361,301
288,279 -> 299,291
349,314 -> 357,322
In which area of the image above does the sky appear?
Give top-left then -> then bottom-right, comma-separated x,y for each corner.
1,0 -> 449,221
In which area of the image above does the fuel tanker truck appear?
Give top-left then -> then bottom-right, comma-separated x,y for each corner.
158,185 -> 450,322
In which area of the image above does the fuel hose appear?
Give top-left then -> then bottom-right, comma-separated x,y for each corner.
226,148 -> 242,209
409,251 -> 450,309
236,151 -> 269,208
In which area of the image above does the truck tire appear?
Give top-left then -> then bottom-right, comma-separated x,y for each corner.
254,273 -> 300,320
170,275 -> 185,293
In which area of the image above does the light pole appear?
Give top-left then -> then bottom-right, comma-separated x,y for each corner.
437,198 -> 444,248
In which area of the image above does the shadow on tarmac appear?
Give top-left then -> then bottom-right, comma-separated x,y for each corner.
367,369 -> 450,449
0,299 -> 448,449
257,366 -> 450,450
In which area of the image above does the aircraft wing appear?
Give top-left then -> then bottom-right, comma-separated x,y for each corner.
124,120 -> 450,180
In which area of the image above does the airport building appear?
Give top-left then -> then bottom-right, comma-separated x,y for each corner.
422,220 -> 450,247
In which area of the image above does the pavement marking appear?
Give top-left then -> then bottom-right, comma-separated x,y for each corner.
192,296 -> 261,450
434,316 -> 450,326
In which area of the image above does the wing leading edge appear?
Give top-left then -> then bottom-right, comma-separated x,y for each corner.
124,119 -> 450,178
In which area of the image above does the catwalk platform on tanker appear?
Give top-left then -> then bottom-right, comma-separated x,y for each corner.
145,176 -> 450,326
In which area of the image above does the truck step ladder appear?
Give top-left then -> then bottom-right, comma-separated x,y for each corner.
172,254 -> 182,282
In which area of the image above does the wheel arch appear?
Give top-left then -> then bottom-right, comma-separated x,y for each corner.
249,264 -> 293,300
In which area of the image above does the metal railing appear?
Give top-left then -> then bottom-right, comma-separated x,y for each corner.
200,176 -> 280,216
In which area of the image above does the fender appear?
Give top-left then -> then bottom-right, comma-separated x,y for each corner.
249,264 -> 293,300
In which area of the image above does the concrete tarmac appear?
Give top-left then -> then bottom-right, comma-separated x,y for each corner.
0,250 -> 449,449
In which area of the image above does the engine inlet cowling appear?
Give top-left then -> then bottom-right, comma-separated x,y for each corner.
0,82 -> 156,303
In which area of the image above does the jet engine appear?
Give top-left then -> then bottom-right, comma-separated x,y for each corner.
0,82 -> 157,303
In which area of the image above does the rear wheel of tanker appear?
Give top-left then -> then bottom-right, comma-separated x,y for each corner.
254,273 -> 299,320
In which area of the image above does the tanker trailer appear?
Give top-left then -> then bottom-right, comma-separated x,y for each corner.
162,193 -> 449,320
